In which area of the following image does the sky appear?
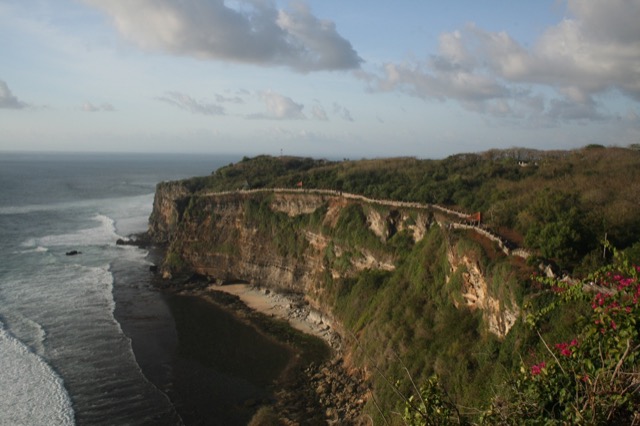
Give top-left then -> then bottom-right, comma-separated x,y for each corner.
1,0 -> 639,159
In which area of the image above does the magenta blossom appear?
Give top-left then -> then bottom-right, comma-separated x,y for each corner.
531,362 -> 546,376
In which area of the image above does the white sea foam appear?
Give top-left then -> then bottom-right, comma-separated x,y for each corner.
0,312 -> 49,357
16,246 -> 49,254
0,198 -> 102,215
103,193 -> 154,237
33,214 -> 120,248
0,327 -> 74,426
0,155 -> 213,424
0,193 -> 153,216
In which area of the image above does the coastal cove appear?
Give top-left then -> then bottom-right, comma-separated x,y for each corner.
112,272 -> 293,426
0,152 -> 371,425
1,152 -> 341,425
136,255 -> 368,425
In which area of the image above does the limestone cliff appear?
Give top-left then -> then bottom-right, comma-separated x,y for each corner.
147,181 -> 192,243
149,188 -> 406,303
148,184 -> 521,339
446,248 -> 519,338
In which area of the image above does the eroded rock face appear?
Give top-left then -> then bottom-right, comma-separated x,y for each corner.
365,208 -> 430,243
366,208 -> 390,241
147,181 -> 191,243
149,186 -> 520,339
269,192 -> 327,217
446,249 -> 519,338
149,190 -> 408,298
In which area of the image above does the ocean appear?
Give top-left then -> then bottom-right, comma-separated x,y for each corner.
0,152 -> 290,425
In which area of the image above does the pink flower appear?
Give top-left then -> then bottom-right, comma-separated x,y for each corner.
531,362 -> 546,376
611,320 -> 617,330
617,278 -> 635,289
555,342 -> 573,357
593,293 -> 607,308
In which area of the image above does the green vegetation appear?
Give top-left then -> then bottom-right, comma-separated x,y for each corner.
180,147 -> 640,272
164,250 -> 186,271
401,250 -> 640,425
241,194 -> 326,259
320,224 -> 528,422
163,147 -> 640,423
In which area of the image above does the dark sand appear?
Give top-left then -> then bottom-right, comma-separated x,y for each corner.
111,253 -> 296,426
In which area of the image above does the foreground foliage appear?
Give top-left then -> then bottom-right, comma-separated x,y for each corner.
401,250 -> 640,425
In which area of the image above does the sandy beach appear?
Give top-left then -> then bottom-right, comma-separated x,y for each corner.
207,283 -> 339,348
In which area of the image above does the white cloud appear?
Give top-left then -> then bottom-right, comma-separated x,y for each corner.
249,91 -> 305,120
83,0 -> 361,72
546,98 -> 605,122
333,102 -> 354,122
267,126 -> 323,142
359,0 -> 640,123
0,80 -> 27,109
82,101 -> 115,112
311,101 -> 328,121
215,94 -> 244,104
157,92 -> 224,116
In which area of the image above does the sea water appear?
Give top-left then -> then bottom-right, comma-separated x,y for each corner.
0,152 -> 237,425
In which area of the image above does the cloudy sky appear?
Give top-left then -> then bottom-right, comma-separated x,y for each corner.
1,0 -> 639,158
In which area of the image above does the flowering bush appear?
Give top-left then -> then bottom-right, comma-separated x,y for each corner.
401,250 -> 639,425
484,251 -> 640,424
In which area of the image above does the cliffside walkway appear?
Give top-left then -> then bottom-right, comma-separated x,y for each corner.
201,187 -> 531,260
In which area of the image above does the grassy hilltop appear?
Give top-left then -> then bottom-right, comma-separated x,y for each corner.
185,145 -> 640,273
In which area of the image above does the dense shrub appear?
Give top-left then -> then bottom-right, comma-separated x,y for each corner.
401,249 -> 640,425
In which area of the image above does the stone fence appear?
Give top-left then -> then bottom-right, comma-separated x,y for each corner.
199,187 -> 531,260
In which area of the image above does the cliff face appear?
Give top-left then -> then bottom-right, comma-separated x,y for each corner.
150,189 -> 403,302
149,185 -> 520,338
447,250 -> 519,338
148,181 -> 192,243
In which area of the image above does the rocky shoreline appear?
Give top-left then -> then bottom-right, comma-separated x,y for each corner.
210,283 -> 342,350
150,270 -> 369,425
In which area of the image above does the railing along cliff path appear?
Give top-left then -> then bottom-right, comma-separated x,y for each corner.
199,187 -> 531,260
